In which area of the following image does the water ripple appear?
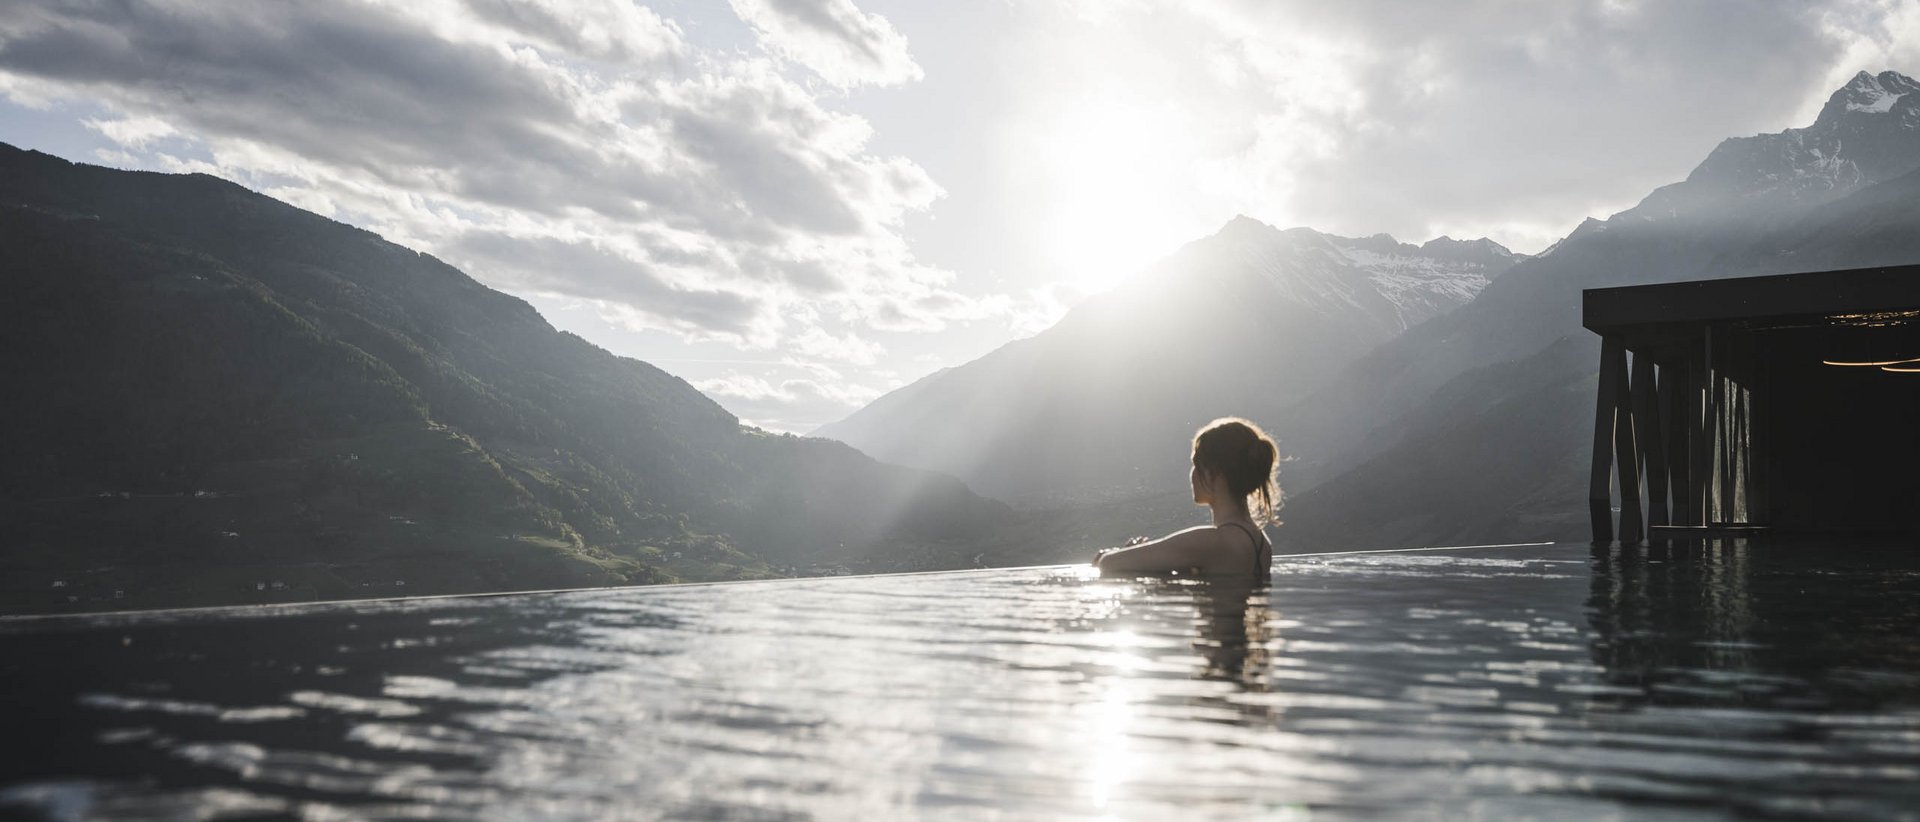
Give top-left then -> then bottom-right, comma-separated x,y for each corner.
4,542 -> 1920,819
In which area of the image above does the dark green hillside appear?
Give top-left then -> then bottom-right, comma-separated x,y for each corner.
0,144 -> 1011,613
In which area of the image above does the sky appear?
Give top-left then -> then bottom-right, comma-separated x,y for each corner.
1,0 -> 1917,432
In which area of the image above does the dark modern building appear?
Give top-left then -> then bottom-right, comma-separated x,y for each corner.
1584,265 -> 1920,544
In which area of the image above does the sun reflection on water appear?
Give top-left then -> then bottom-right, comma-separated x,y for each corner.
10,544 -> 1920,818
1084,664 -> 1141,811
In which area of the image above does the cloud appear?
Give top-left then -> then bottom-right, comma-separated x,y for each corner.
0,0 -> 1012,367
1204,0 -> 1895,242
692,369 -> 886,433
83,115 -> 176,148
453,0 -> 685,65
16,1 -> 1884,433
989,0 -> 1905,258
728,0 -> 922,88
695,373 -> 880,407
787,326 -> 883,365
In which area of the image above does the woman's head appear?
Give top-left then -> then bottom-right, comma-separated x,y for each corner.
1190,417 -> 1281,525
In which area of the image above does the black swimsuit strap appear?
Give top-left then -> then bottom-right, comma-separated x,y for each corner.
1219,521 -> 1269,575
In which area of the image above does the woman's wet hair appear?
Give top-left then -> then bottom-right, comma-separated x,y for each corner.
1191,417 -> 1281,525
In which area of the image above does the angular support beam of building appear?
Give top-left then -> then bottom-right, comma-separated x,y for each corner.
1633,353 -> 1669,529
1665,355 -> 1693,528
1689,338 -> 1712,524
1611,343 -> 1644,545
1590,336 -> 1622,544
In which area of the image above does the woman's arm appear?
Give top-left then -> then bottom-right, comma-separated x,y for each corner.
1093,526 -> 1234,576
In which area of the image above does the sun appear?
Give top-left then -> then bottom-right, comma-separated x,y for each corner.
1034,92 -> 1199,293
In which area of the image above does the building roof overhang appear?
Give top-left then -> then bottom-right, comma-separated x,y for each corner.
1583,264 -> 1920,348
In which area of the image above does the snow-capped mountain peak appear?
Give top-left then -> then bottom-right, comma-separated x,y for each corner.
1324,233 -> 1517,331
1148,218 -> 1522,335
1626,69 -> 1920,219
1822,70 -> 1920,120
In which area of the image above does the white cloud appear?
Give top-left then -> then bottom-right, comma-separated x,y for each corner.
787,326 -> 883,365
0,0 -> 1024,378
981,0 -> 1896,267
695,373 -> 879,406
9,1 -> 1900,432
431,0 -> 686,65
727,0 -> 922,88
1186,0 -> 1891,247
83,115 -> 176,148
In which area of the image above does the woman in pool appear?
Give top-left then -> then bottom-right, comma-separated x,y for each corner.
1092,417 -> 1278,578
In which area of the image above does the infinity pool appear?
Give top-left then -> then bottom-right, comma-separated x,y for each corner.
3,541 -> 1918,819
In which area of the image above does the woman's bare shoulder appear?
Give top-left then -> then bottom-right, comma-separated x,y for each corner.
1096,525 -> 1248,576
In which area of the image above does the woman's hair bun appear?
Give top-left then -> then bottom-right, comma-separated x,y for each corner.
1192,417 -> 1283,525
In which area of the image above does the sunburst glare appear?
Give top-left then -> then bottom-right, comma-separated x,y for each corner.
1033,91 -> 1199,292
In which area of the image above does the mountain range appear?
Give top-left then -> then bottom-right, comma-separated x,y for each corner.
0,145 -> 1016,612
815,221 -> 1522,505
7,70 -> 1918,611
1274,68 -> 1920,551
823,69 -> 1920,554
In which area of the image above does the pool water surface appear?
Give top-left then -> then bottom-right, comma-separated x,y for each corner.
2,541 -> 1918,819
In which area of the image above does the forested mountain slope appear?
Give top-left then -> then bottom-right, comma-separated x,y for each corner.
0,144 -> 1010,612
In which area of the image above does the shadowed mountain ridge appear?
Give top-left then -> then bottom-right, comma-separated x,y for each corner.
0,144 -> 1012,612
